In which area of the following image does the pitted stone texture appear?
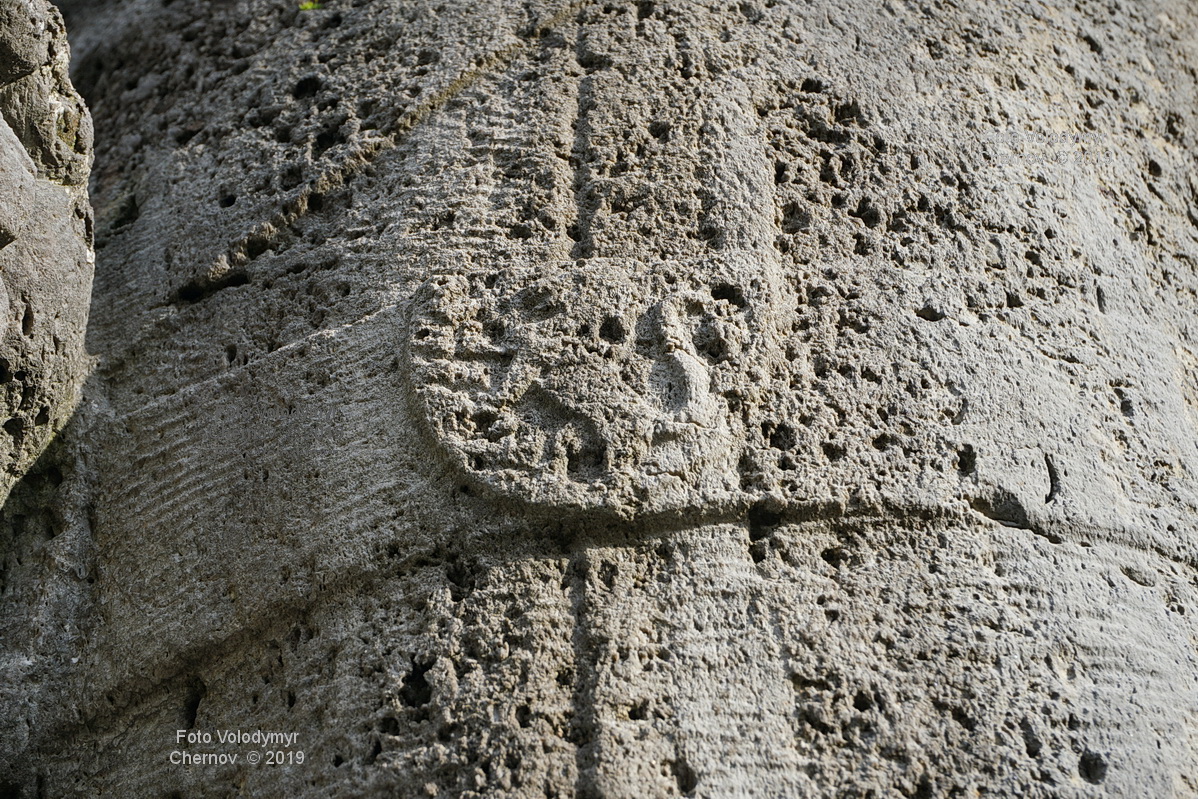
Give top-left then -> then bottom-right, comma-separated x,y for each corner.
1,0 -> 1197,797
0,0 -> 50,84
0,0 -> 90,184
408,255 -> 794,516
0,0 -> 92,495
0,0 -> 94,774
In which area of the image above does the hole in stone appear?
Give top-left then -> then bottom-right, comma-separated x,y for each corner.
279,163 -> 304,190
1078,751 -> 1108,784
821,547 -> 848,569
4,418 -> 25,441
1020,717 -> 1042,758
768,424 -> 796,451
182,678 -> 206,729
822,442 -> 846,461
748,502 -> 782,541
671,758 -> 698,795
593,315 -> 625,345
915,304 -> 945,322
245,236 -> 271,260
292,75 -> 323,99
401,659 -> 433,707
314,124 -> 345,155
957,444 -> 976,476
711,283 -> 746,308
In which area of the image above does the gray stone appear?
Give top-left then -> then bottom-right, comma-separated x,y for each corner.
0,0 -> 94,779
407,253 -> 796,518
2,0 -> 1197,797
0,0 -> 92,495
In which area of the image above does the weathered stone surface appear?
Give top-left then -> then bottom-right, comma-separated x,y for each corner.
408,253 -> 795,518
2,0 -> 1197,797
0,0 -> 94,779
0,0 -> 91,494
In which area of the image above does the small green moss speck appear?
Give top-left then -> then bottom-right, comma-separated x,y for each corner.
298,1 -> 323,9
55,112 -> 78,149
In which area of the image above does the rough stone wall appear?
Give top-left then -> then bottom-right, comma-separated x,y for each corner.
0,0 -> 92,495
2,0 -> 1198,797
0,0 -> 94,770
